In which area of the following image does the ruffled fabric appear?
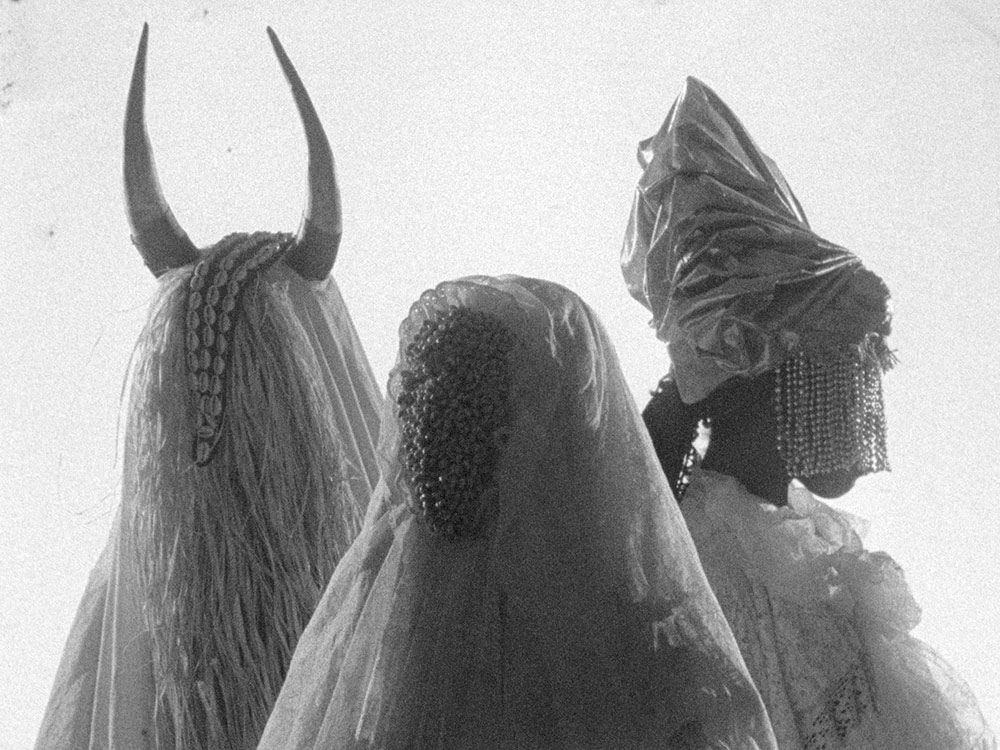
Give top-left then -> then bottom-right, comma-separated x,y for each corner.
35,268 -> 382,750
258,276 -> 778,750
682,470 -> 996,750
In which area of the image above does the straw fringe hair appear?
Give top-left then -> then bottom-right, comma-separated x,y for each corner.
123,268 -> 361,749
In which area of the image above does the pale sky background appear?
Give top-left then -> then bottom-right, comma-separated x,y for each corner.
1,1 -> 997,747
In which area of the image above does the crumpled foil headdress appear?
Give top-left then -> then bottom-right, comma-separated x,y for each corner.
623,77 -> 894,478
622,76 -> 893,404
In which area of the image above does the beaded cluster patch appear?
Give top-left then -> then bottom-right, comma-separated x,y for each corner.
185,232 -> 294,466
397,306 -> 516,538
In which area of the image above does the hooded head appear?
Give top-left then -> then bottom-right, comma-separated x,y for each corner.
624,78 -> 892,491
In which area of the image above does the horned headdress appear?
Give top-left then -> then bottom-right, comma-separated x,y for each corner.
35,25 -> 381,750
126,23 -> 351,465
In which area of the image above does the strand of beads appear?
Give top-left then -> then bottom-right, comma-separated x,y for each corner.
776,349 -> 889,480
185,232 -> 293,466
860,357 -> 889,473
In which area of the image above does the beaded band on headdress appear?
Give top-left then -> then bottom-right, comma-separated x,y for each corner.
185,232 -> 294,466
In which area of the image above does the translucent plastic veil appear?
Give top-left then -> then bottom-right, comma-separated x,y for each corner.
258,276 -> 778,750
36,266 -> 382,750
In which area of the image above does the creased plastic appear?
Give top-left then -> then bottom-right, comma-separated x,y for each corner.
622,77 -> 893,404
257,275 -> 778,750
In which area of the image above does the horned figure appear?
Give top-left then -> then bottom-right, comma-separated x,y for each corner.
35,25 -> 382,750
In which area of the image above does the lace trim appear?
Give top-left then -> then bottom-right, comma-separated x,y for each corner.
802,663 -> 877,750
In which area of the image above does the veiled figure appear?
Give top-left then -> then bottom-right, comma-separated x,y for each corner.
257,275 -> 778,750
35,26 -> 382,750
624,77 -> 995,750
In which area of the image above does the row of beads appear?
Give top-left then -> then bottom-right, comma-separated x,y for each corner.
184,233 -> 293,465
775,350 -> 888,479
397,306 -> 516,539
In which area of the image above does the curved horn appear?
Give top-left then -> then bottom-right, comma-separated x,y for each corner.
267,27 -> 342,280
124,23 -> 199,276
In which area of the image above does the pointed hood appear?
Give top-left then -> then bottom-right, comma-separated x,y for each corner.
622,77 -> 892,404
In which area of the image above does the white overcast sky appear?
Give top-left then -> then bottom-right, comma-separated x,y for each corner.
1,1 -> 998,746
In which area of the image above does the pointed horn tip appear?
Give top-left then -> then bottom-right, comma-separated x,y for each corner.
126,23 -> 152,134
266,28 -> 310,99
129,24 -> 150,90
124,19 -> 199,277
266,27 -> 287,61
136,22 -> 149,56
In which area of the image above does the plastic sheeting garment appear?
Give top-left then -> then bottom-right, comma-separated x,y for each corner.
257,275 -> 778,750
35,266 -> 382,750
621,77 -> 892,405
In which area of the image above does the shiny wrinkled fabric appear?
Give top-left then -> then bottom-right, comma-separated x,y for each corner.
257,276 -> 778,750
622,77 -> 892,404
35,268 -> 382,750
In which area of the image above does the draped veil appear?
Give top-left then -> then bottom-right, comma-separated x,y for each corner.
259,275 -> 777,750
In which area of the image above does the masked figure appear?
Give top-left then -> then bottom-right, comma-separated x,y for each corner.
35,26 -> 382,750
623,77 -> 995,750
255,275 -> 778,750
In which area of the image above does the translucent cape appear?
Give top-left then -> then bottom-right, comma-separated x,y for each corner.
258,275 -> 778,750
621,77 -> 892,404
35,266 -> 382,750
